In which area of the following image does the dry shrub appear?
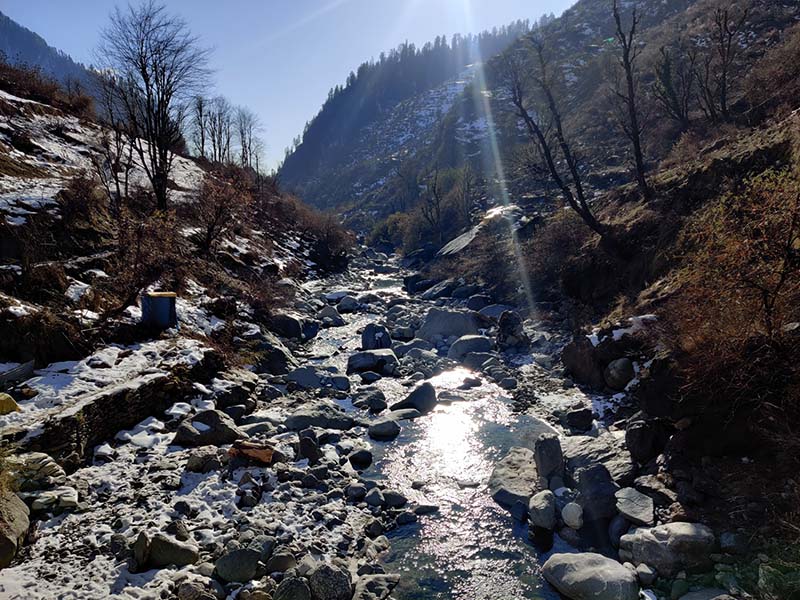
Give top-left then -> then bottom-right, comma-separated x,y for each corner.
525,210 -> 593,298
0,58 -> 93,118
743,23 -> 800,122
662,169 -> 800,453
193,167 -> 252,254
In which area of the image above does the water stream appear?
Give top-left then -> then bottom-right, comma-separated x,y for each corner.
304,267 -> 569,599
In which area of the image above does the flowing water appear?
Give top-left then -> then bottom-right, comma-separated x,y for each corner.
304,268 -> 570,599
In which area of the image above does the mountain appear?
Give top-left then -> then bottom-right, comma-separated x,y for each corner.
278,19 -> 536,215
280,0 -> 798,236
0,10 -> 91,87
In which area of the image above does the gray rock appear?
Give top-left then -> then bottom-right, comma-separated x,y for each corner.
6,452 -> 67,492
255,333 -> 298,375
534,433 -> 564,480
447,335 -> 493,361
615,487 -> 654,526
286,402 -> 354,430
173,410 -> 248,447
528,490 -> 557,530
416,308 -> 480,340
394,339 -> 434,358
619,522 -> 716,577
337,295 -> 361,313
274,576 -> 312,600
347,349 -> 399,376
562,502 -> 584,529
368,418 -> 401,441
352,574 -> 400,600
466,294 -> 492,311
489,447 -> 540,519
348,449 -> 373,469
636,563 -> 657,586
318,305 -> 345,327
462,352 -> 496,371
0,491 -> 29,568
269,312 -> 318,341
287,366 -> 326,389
390,382 -> 436,414
266,547 -> 297,572
148,534 -> 200,568
562,434 -> 636,486
215,548 -> 261,583
362,323 -> 392,350
383,491 -> 408,508
576,464 -> 619,522
678,590 -> 731,600
365,488 -> 385,507
543,552 -> 639,600
604,358 -> 635,390
565,407 -> 594,431
309,563 -> 352,600
499,377 -> 518,390
479,304 -> 515,320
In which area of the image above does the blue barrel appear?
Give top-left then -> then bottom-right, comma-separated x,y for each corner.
141,292 -> 178,329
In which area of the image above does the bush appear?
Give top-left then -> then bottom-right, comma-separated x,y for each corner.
193,168 -> 252,254
662,169 -> 800,452
0,57 -> 93,118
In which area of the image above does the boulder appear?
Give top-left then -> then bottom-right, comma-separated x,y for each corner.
337,295 -> 361,313
274,577 -> 312,600
394,339 -> 433,358
308,563 -> 351,600
528,490 -> 557,530
542,552 -> 639,600
0,490 -> 29,568
575,464 -> 619,522
533,433 -> 564,480
447,335 -> 493,361
390,382 -> 437,414
562,502 -> 584,529
215,548 -> 261,583
285,402 -> 354,431
479,304 -> 516,320
347,349 -> 399,376
255,334 -> 298,375
619,522 -> 716,577
287,366 -> 326,389
368,418 -> 401,441
352,574 -> 400,600
6,452 -> 67,492
419,279 -> 457,300
604,358 -> 635,390
562,434 -> 636,487
625,418 -> 670,464
0,393 -> 21,415
489,447 -> 540,519
496,310 -> 530,350
147,534 -> 200,568
561,336 -> 605,389
362,323 -> 392,350
269,312 -> 318,341
615,487 -> 654,526
565,407 -> 594,431
352,388 -> 387,413
318,305 -> 345,327
466,294 -> 492,311
416,308 -> 480,341
173,410 -> 248,447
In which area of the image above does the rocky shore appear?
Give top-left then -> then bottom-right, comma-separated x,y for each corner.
0,250 -> 756,600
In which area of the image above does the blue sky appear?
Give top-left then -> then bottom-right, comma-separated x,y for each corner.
3,0 -> 575,169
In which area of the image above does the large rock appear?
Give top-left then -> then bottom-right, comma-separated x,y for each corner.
147,533 -> 200,568
625,417 -> 670,464
347,349 -> 399,376
6,452 -> 67,492
528,490 -> 557,530
562,434 -> 636,486
285,402 -> 354,430
533,433 -> 564,480
318,305 -> 345,327
416,308 -> 480,341
489,447 -> 540,520
615,487 -> 654,526
496,310 -> 530,350
368,418 -> 401,441
561,336 -> 605,389
362,324 -> 392,350
0,490 -> 29,568
274,577 -> 312,600
173,410 -> 248,447
352,574 -> 399,600
447,335 -> 493,361
575,464 -> 619,522
269,312 -> 318,341
308,563 -> 352,600
604,358 -> 635,390
255,333 -> 297,375
619,522 -> 716,577
390,382 -> 437,414
215,548 -> 261,583
419,279 -> 457,300
542,552 -> 639,600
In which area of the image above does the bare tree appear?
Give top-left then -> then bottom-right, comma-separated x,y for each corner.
420,168 -> 444,244
92,74 -> 134,218
235,106 -> 261,169
611,0 -> 650,200
499,43 -> 606,238
191,95 -> 209,159
695,6 -> 749,122
652,45 -> 697,131
453,165 -> 476,227
208,95 -> 233,164
97,1 -> 210,210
